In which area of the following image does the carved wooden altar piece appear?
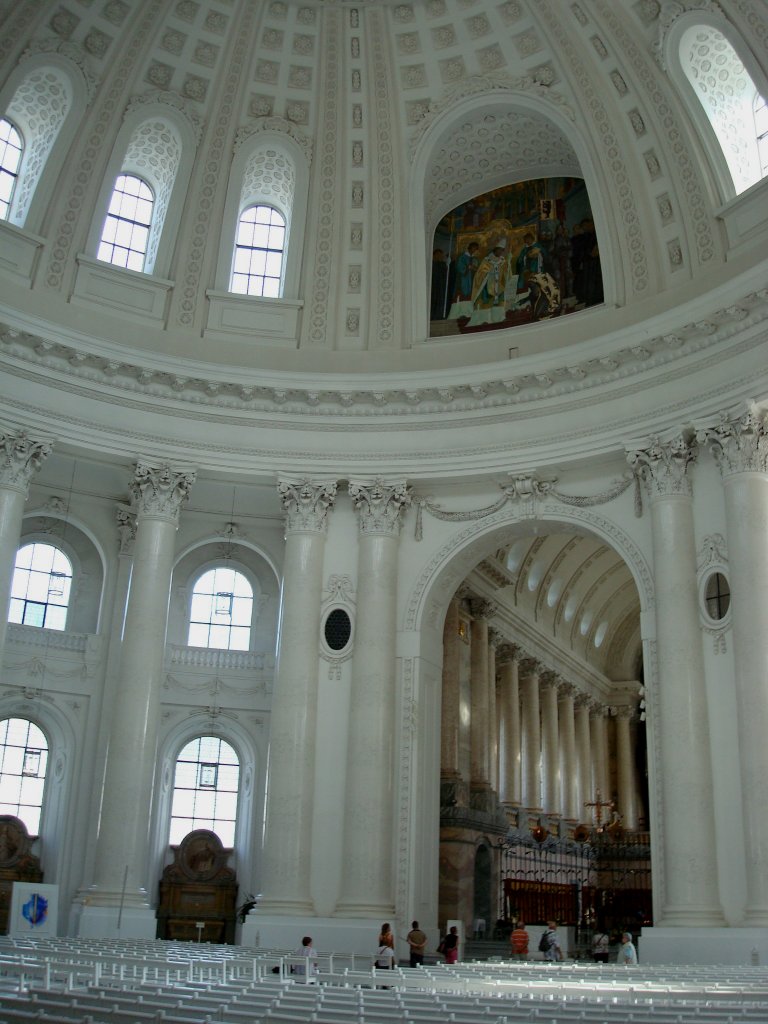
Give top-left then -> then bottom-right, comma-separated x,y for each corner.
0,815 -> 43,935
156,830 -> 237,944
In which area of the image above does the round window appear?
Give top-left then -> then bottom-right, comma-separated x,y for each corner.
704,571 -> 730,621
324,608 -> 352,651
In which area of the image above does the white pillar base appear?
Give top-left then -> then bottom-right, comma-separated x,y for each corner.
73,902 -> 157,940
640,926 -> 768,965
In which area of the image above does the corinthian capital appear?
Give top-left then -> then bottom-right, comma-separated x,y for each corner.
349,478 -> 411,536
130,461 -> 196,524
698,408 -> 768,476
0,430 -> 52,494
278,478 -> 337,533
468,597 -> 498,621
628,434 -> 696,499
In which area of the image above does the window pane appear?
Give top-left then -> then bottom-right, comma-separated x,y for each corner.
188,568 -> 252,651
0,718 -> 49,834
169,736 -> 240,847
98,174 -> 153,271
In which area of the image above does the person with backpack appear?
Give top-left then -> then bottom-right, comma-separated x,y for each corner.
539,921 -> 563,961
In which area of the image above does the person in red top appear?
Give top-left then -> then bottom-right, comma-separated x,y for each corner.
510,920 -> 529,959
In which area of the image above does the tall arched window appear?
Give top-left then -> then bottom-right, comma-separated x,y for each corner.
231,204 -> 286,297
188,566 -> 253,651
9,542 -> 73,630
169,736 -> 240,846
0,117 -> 23,220
97,173 -> 154,271
0,718 -> 49,836
678,24 -> 768,194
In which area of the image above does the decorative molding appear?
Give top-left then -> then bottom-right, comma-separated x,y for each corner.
0,430 -> 52,494
628,434 -> 697,500
21,37 -> 98,102
124,89 -> 204,143
698,407 -> 768,475
1,284 -> 766,418
131,461 -> 196,523
278,478 -> 337,532
349,478 -> 411,535
234,115 -> 313,163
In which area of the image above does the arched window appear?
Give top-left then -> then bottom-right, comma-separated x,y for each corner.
678,24 -> 767,194
755,93 -> 768,177
9,542 -> 73,630
0,718 -> 49,836
0,117 -> 23,220
97,173 -> 154,271
169,736 -> 240,846
231,204 -> 286,297
188,566 -> 253,651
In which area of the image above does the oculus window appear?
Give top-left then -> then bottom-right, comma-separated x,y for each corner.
0,117 -> 22,220
9,542 -> 73,630
97,173 -> 154,271
169,736 -> 240,847
231,204 -> 285,297
0,718 -> 49,836
188,566 -> 253,651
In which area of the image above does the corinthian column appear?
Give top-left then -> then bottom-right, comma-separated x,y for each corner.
614,707 -> 639,831
441,597 -> 461,777
259,480 -> 337,914
497,645 -> 521,810
488,627 -> 501,792
558,683 -> 578,820
629,437 -> 724,925
467,599 -> 496,810
520,658 -> 542,812
88,462 -> 195,922
336,479 -> 410,916
574,695 -> 592,822
701,409 -> 768,923
0,430 -> 51,656
540,671 -> 560,817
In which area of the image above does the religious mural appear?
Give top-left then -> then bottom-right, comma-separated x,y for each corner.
429,178 -> 603,337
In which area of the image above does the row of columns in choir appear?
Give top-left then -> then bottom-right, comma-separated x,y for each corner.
441,596 -> 638,829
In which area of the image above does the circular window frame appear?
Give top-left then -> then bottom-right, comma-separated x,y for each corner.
320,605 -> 354,658
698,565 -> 732,629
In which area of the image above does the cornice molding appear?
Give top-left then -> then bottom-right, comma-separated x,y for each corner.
0,283 -> 765,421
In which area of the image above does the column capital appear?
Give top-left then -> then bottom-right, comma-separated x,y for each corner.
540,669 -> 561,690
488,626 -> 504,648
278,478 -> 337,533
349,477 -> 411,536
558,681 -> 578,701
698,408 -> 768,476
613,704 -> 636,721
115,504 -> 137,555
131,462 -> 196,524
628,434 -> 697,499
496,641 -> 522,665
518,656 -> 541,677
0,430 -> 52,495
574,691 -> 593,710
468,597 -> 498,621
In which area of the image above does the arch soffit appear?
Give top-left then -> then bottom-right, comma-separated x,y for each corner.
21,507 -> 108,583
408,86 -> 626,308
174,536 -> 280,588
402,503 -> 653,636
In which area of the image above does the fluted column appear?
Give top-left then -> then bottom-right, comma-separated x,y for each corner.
259,480 -> 337,914
441,597 -> 461,777
614,707 -> 639,831
540,671 -> 560,817
488,628 -> 501,792
468,599 -> 496,794
337,479 -> 410,916
558,683 -> 578,820
630,436 -> 724,925
520,658 -> 542,812
701,409 -> 768,923
497,645 -> 521,809
90,462 -> 195,905
590,704 -> 609,812
574,695 -> 592,822
0,430 -> 51,656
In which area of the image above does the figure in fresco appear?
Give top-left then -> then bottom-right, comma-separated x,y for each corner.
469,241 -> 509,325
448,241 -> 480,319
